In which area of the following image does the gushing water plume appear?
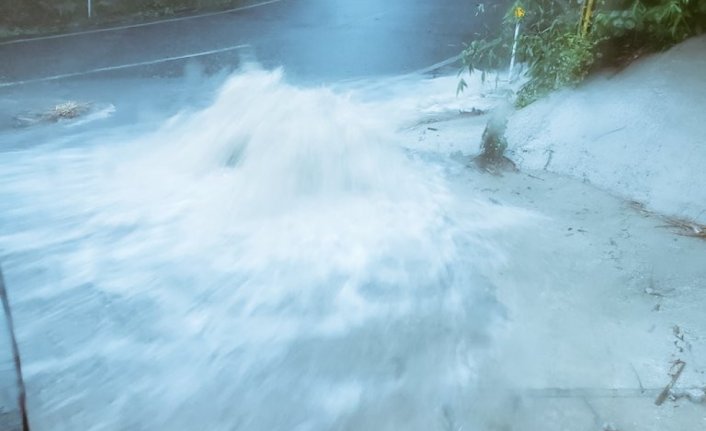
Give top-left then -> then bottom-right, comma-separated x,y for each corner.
0,68 -> 528,431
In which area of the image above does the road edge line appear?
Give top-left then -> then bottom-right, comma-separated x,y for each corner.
0,0 -> 284,46
0,44 -> 249,88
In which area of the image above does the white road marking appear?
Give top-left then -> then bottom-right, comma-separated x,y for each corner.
0,44 -> 249,88
411,53 -> 462,76
0,0 -> 284,46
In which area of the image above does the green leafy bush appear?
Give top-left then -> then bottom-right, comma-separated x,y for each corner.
515,30 -> 598,106
459,0 -> 596,106
460,0 -> 706,107
593,0 -> 706,63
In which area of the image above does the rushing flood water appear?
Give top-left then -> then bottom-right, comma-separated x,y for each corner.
0,69 -> 528,430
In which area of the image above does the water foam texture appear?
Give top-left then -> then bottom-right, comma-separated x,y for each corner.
0,68 -> 529,431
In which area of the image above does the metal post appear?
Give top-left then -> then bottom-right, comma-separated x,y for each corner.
0,266 -> 29,431
508,6 -> 525,82
580,0 -> 596,37
508,21 -> 520,81
88,0 -> 92,18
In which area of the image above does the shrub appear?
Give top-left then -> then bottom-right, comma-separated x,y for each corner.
593,0 -> 706,63
459,0 -> 706,107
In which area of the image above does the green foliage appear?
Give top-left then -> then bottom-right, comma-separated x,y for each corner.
460,0 -> 706,107
516,30 -> 598,106
594,0 -> 706,55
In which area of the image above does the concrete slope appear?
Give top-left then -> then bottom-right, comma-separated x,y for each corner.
506,35 -> 706,225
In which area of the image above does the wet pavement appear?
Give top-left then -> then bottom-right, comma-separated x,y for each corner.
1,0 -> 508,85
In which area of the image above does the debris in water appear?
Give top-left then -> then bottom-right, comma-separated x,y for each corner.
13,100 -> 92,128
626,200 -> 706,240
459,107 -> 486,116
659,217 -> 706,240
655,360 -> 686,406
46,101 -> 91,121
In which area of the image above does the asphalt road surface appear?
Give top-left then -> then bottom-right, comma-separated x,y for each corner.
1,0 -> 508,85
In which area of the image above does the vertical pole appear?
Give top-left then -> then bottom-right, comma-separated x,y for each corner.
580,0 -> 596,37
508,21 -> 521,81
0,267 -> 29,431
508,6 -> 525,82
88,0 -> 92,18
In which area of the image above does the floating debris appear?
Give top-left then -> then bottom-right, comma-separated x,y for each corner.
626,200 -> 706,241
13,100 -> 92,128
46,101 -> 91,121
662,217 -> 706,240
655,360 -> 686,406
459,107 -> 487,116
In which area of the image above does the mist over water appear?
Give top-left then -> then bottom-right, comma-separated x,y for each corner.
0,68 -> 527,430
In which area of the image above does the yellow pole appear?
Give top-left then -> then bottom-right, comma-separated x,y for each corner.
580,0 -> 596,37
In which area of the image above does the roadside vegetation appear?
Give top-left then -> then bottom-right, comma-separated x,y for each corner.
0,0 -> 256,40
459,0 -> 706,106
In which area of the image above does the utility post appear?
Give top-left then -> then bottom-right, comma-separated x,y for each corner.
0,265 -> 29,431
580,0 -> 596,37
507,5 -> 525,81
88,0 -> 93,18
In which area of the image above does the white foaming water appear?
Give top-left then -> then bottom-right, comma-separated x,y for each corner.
0,69 -> 526,430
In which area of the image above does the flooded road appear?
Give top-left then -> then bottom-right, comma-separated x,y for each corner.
0,69 -> 529,430
1,1 -> 705,430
